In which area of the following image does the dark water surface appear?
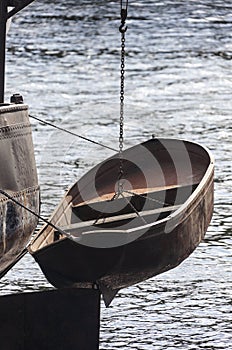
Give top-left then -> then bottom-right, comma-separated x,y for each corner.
1,1 -> 232,349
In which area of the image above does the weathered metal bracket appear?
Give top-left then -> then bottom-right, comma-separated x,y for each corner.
7,0 -> 36,19
0,0 -> 36,103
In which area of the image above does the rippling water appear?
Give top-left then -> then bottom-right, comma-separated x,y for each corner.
1,1 -> 232,349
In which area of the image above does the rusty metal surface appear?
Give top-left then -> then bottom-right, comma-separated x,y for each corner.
31,172 -> 213,295
98,169 -> 214,293
0,103 -> 38,191
29,138 -> 214,305
0,186 -> 39,271
0,103 -> 39,272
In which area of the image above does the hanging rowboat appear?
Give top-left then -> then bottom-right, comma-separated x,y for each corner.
29,138 -> 214,305
0,102 -> 39,276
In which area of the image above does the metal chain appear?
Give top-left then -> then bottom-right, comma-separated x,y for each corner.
118,0 -> 128,194
119,31 -> 126,188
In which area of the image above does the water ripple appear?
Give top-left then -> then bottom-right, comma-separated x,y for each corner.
2,0 -> 232,349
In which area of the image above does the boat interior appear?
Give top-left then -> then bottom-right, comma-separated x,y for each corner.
29,139 -> 211,251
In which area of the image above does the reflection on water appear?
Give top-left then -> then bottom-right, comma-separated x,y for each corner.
1,0 -> 232,348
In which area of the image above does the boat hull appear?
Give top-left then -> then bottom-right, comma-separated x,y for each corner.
0,103 -> 39,274
29,138 -> 214,299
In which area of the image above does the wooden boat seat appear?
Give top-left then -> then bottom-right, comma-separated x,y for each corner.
56,204 -> 181,239
70,183 -> 198,223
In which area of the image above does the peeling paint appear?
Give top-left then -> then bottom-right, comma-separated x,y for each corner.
0,104 -> 39,273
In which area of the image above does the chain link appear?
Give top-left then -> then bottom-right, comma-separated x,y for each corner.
118,2 -> 128,193
119,31 -> 126,188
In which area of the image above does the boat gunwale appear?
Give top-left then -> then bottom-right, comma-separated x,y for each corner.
67,139 -> 214,237
29,138 -> 214,253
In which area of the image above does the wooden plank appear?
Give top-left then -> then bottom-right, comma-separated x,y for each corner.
71,183 -> 198,223
60,204 -> 181,233
73,184 -> 195,207
0,288 -> 100,350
